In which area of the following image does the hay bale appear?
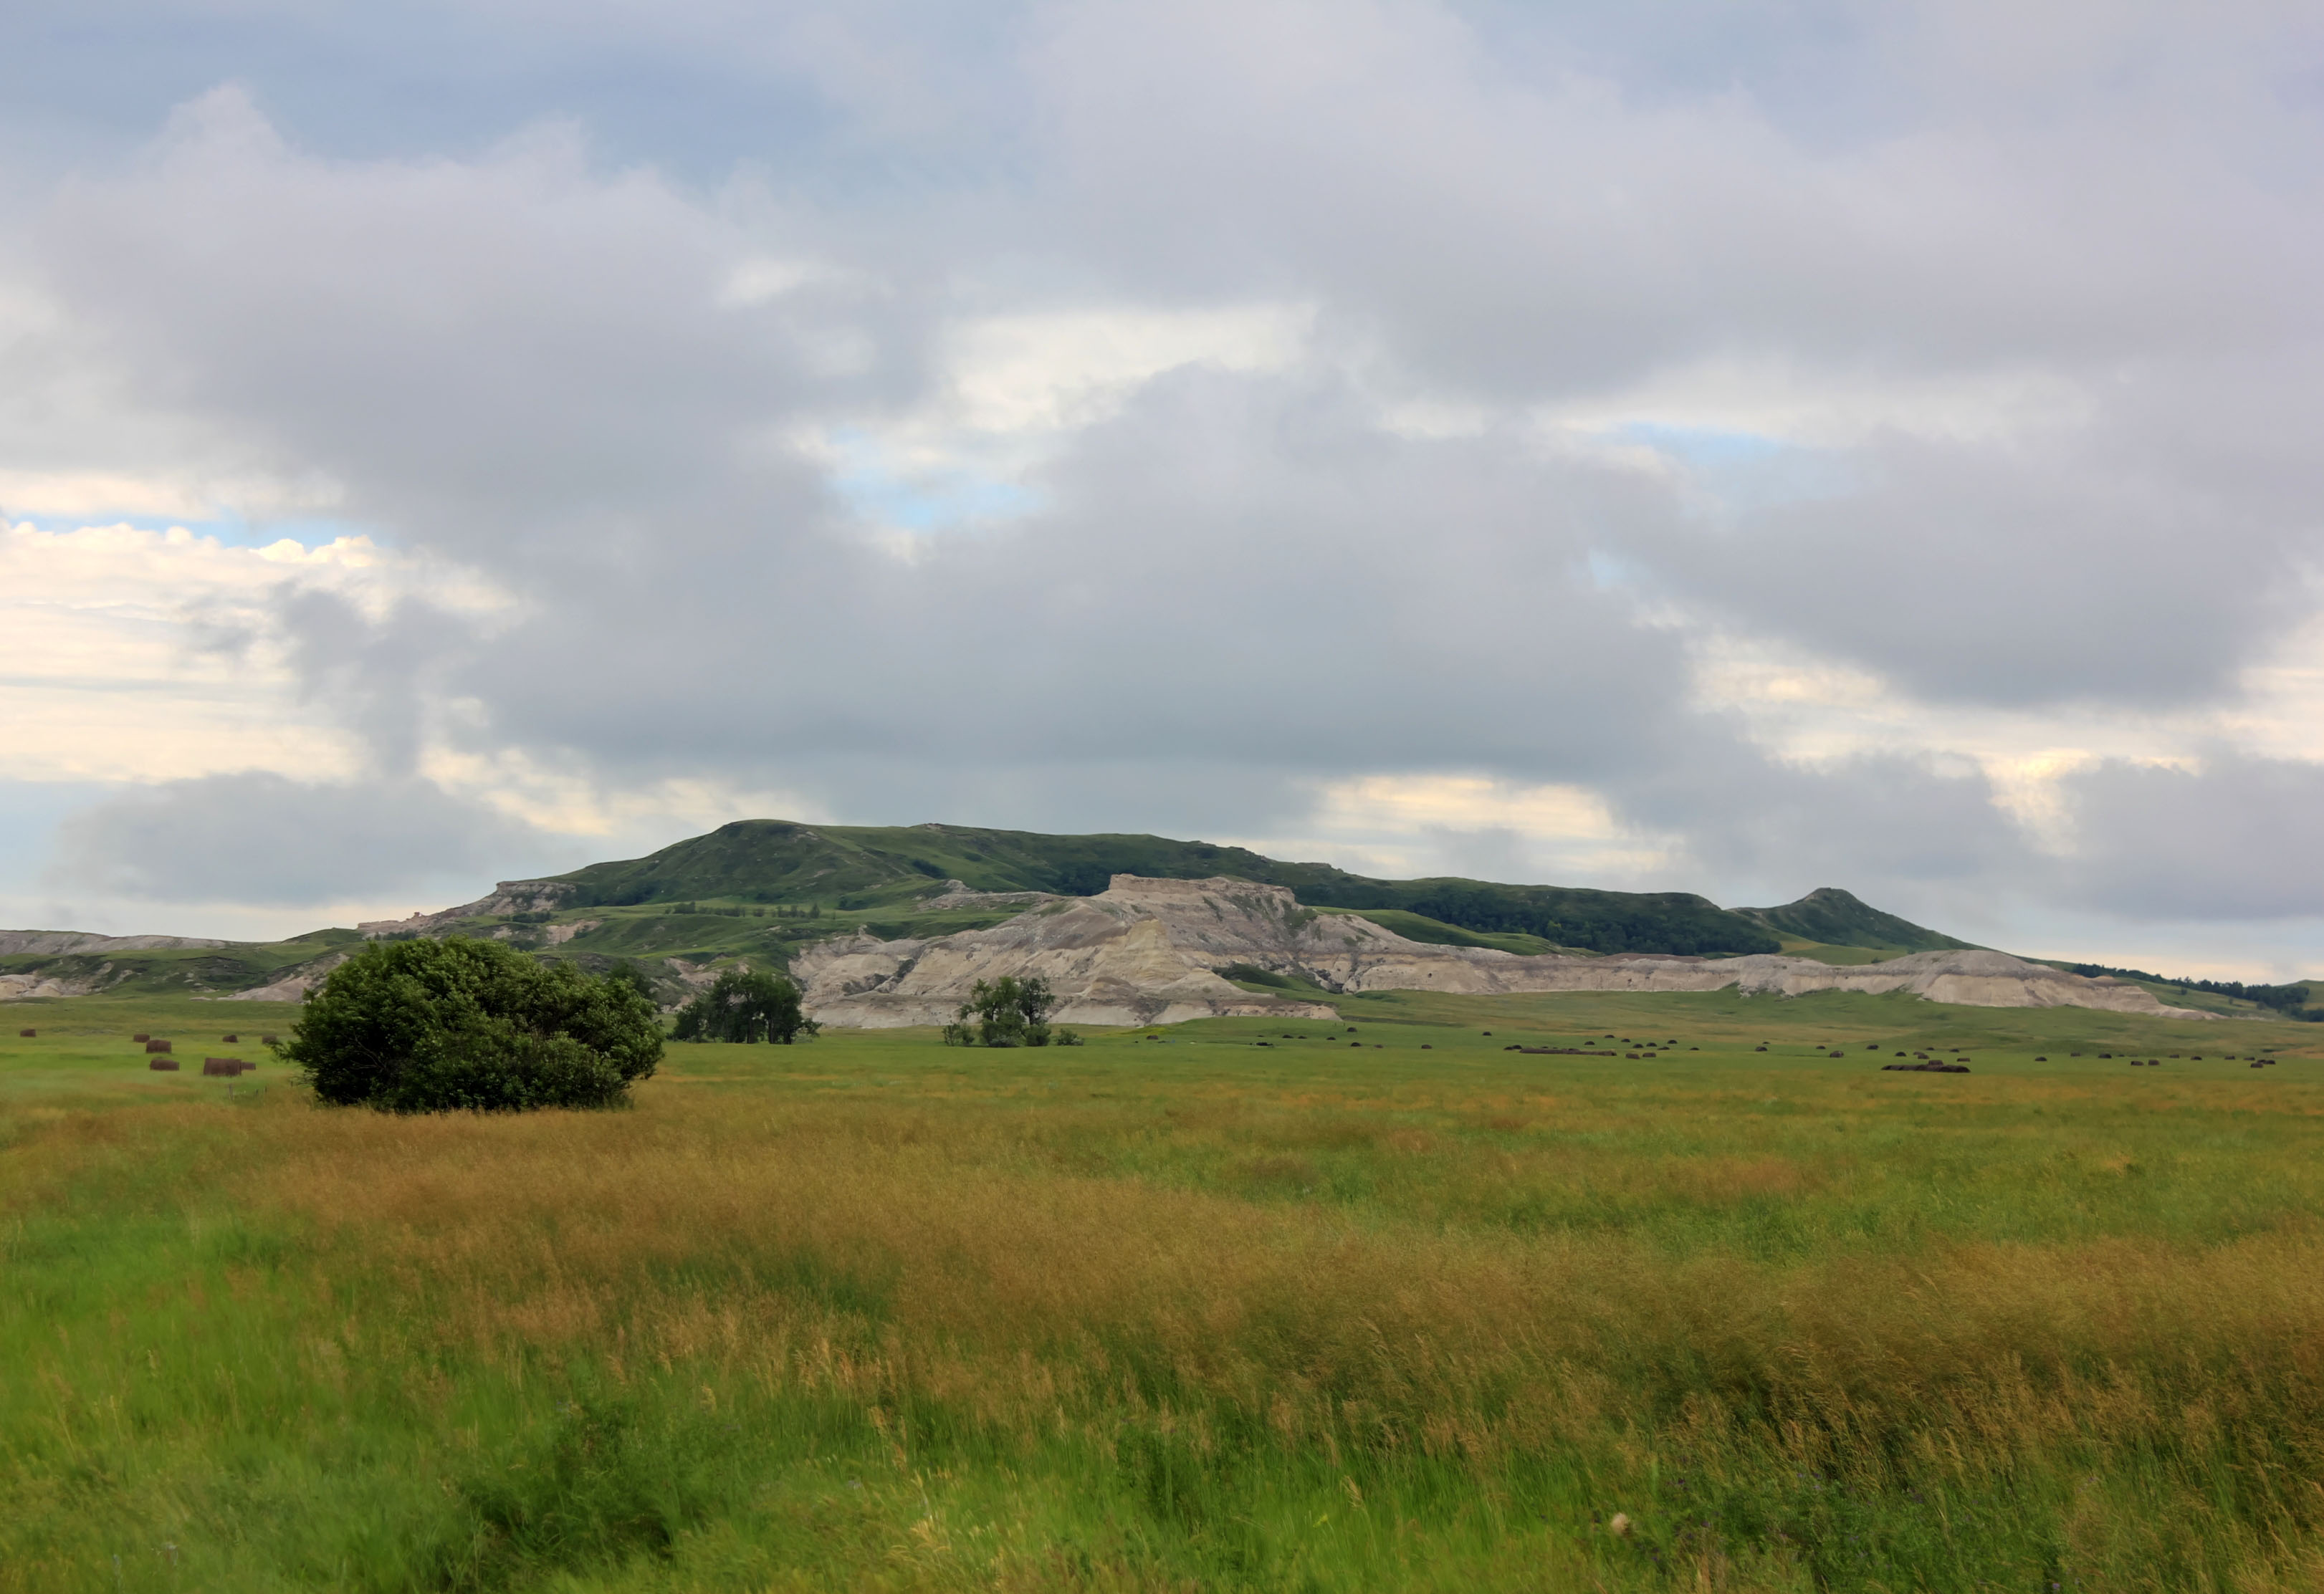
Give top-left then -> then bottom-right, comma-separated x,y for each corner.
201,1057 -> 247,1077
260,1033 -> 277,1045
144,1039 -> 172,1054
16,1029 -> 32,1038
132,1032 -> 149,1042
221,1034 -> 238,1043
148,1058 -> 179,1072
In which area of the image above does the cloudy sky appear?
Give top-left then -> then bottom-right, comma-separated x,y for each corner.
4,1 -> 2322,975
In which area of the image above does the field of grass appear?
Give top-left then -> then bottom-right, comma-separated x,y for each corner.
5,988 -> 2324,1591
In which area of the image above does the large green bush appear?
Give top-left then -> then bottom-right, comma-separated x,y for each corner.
279,936 -> 664,1112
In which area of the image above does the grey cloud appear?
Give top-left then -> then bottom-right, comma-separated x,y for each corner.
1607,745 -> 2039,928
1655,431 -> 2319,709
448,368 -> 1700,787
49,772 -> 553,907
1033,1 -> 2323,393
1018,0 -> 2324,709
2056,754 -> 2324,922
34,87 -> 917,544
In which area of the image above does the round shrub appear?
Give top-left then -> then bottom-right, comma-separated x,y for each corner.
279,936 -> 664,1113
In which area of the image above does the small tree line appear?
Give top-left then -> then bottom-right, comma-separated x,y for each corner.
668,903 -> 823,919
671,969 -> 820,1043
942,976 -> 1083,1047
2070,964 -> 2319,1017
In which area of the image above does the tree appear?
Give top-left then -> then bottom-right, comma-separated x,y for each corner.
600,960 -> 661,1004
278,937 -> 664,1113
943,975 -> 1080,1047
671,968 -> 818,1044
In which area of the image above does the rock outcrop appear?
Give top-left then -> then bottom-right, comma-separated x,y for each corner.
793,875 -> 2218,1027
0,969 -> 113,1000
219,953 -> 351,1003
355,880 -> 574,938
794,876 -> 1342,1027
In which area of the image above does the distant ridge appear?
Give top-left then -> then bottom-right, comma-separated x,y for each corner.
531,820 -> 1956,959
1734,886 -> 1971,954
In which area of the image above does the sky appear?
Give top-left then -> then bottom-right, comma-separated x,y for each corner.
2,1 -> 2322,976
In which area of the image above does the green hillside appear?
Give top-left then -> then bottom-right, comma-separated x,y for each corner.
1734,886 -> 1970,954
541,820 -> 1783,956
0,825 -> 2016,997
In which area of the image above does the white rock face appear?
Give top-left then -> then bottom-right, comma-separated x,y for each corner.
793,875 -> 2219,1027
794,876 -> 1342,1027
0,971 -> 111,999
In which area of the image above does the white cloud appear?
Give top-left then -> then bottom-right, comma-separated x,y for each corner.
0,520 -> 446,783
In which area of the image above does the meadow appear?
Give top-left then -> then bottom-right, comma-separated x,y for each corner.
4,986 -> 2323,1592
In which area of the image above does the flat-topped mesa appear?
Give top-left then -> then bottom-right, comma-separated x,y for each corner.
793,874 -> 2219,1028
1104,873 -> 1298,906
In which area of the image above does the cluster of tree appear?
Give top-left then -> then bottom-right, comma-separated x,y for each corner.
277,938 -> 664,1113
668,901 -> 823,920
670,969 -> 820,1043
942,976 -> 1083,1047
2070,964 -> 2319,1017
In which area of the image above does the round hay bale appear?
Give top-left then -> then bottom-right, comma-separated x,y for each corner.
144,1039 -> 172,1054
148,1058 -> 179,1072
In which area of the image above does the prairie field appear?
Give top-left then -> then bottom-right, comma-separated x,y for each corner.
4,988 -> 2323,1592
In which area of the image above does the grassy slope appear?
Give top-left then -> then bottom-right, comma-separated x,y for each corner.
6,986 -> 2324,1590
1735,886 -> 1971,954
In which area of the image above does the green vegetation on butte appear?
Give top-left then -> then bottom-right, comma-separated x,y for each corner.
540,820 -> 1789,954
1734,885 -> 1976,956
4,988 -> 2323,1590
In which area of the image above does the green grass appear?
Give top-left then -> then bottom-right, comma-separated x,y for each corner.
4,989 -> 2323,1590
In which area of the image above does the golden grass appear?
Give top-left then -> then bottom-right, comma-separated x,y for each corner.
133,1080 -> 2313,1497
